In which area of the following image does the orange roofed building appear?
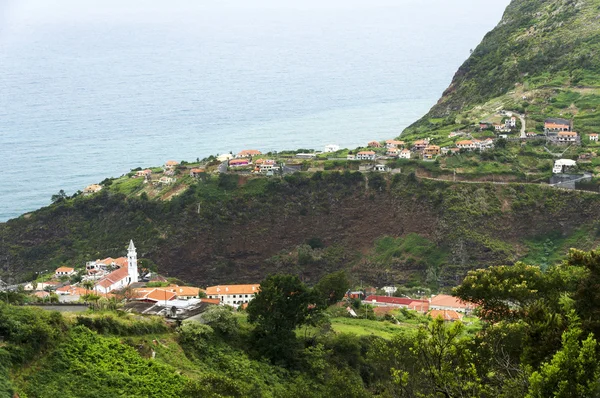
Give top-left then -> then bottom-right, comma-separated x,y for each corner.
429,294 -> 475,314
206,284 -> 260,306
237,149 -> 262,158
55,266 -> 75,277
429,309 -> 463,321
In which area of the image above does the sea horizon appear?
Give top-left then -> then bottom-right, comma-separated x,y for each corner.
0,0 -> 511,221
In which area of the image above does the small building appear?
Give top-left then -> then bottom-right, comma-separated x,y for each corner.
382,286 -> 397,295
295,153 -> 317,159
429,309 -> 463,321
55,267 -> 75,277
475,138 -> 495,151
373,164 -> 388,172
158,176 -> 176,185
324,144 -> 340,153
386,148 -> 401,157
347,154 -> 356,160
165,160 -> 179,169
505,116 -> 517,128
237,149 -> 262,158
526,132 -> 537,138
557,131 -> 578,144
399,149 -> 411,159
479,122 -> 491,130
189,168 -> 205,177
165,286 -> 202,300
589,133 -> 598,142
356,151 -> 376,161
456,140 -> 476,150
429,294 -> 475,314
544,118 -> 572,133
423,145 -> 440,159
553,159 -> 577,174
229,158 -> 251,167
412,140 -> 429,150
385,140 -> 405,148
205,284 -> 260,306
83,184 -> 102,195
367,141 -> 383,148
135,169 -> 152,178
217,153 -> 234,162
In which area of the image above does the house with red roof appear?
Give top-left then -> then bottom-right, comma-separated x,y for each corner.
589,133 -> 599,142
55,267 -> 75,277
429,309 -> 463,321
364,295 -> 429,312
237,149 -> 262,158
429,294 -> 475,314
356,151 -> 376,161
189,168 -> 205,177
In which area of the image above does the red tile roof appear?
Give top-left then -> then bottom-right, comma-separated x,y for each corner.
96,267 -> 129,289
55,266 -> 74,273
364,295 -> 413,305
429,309 -> 463,321
429,294 -> 472,309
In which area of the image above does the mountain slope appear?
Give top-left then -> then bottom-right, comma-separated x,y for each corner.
405,0 -> 600,135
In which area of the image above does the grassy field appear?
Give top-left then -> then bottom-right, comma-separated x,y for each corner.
329,317 -> 419,339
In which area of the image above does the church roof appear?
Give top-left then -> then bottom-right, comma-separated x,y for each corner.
96,267 -> 129,289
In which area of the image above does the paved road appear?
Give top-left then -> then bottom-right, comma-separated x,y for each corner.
417,174 -> 599,194
518,113 -> 527,138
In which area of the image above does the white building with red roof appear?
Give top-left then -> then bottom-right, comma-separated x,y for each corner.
94,240 -> 139,294
429,294 -> 475,314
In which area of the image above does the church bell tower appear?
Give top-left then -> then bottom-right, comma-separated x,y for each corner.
127,240 -> 139,283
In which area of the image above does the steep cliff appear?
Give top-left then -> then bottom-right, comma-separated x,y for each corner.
1,173 -> 599,287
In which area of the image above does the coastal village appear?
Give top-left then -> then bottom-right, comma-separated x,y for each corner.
23,240 -> 475,323
80,110 -> 600,199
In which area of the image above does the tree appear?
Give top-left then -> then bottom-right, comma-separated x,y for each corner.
412,318 -> 489,397
314,271 -> 350,306
247,274 -> 321,364
527,312 -> 600,398
495,138 -> 508,149
200,305 -> 238,336
51,189 -> 67,203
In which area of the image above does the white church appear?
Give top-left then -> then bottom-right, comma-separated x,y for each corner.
95,240 -> 139,294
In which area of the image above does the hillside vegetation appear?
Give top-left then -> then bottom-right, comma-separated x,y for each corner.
405,0 -> 600,138
2,172 -> 600,288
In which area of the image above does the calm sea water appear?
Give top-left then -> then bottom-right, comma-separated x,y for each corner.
0,0 -> 510,221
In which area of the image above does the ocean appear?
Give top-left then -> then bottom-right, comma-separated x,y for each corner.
0,0 -> 510,221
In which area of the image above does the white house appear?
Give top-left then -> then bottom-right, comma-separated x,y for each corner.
399,149 -> 411,159
205,284 -> 260,307
589,134 -> 598,142
95,240 -> 139,294
475,138 -> 495,151
324,144 -> 340,153
356,151 -> 376,161
505,116 -> 517,128
83,184 -> 102,195
382,286 -> 397,295
217,153 -> 234,162
158,176 -> 176,185
456,140 -> 476,150
55,267 -> 75,277
557,131 -> 578,143
553,159 -> 577,174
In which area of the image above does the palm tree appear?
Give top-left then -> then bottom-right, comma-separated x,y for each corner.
82,280 -> 94,302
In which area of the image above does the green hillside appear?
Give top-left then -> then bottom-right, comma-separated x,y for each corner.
405,0 -> 600,138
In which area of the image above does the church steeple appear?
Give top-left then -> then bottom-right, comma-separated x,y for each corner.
127,240 -> 138,283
